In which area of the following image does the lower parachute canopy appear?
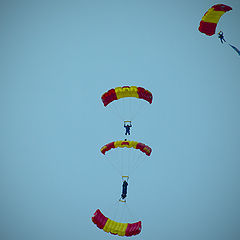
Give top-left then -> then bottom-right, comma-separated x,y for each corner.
92,209 -> 142,237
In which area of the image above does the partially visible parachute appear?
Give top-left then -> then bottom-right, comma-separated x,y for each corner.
198,4 -> 239,56
198,4 -> 232,36
92,209 -> 142,237
101,140 -> 152,156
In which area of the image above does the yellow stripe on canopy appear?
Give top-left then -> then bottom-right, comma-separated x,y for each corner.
202,8 -> 226,23
103,219 -> 128,236
115,86 -> 139,100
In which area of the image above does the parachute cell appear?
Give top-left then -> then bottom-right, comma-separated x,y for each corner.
198,4 -> 232,36
92,209 -> 142,237
101,140 -> 152,156
101,86 -> 153,107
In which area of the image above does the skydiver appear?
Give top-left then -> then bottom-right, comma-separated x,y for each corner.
218,31 -> 226,43
121,180 -> 128,200
124,122 -> 132,135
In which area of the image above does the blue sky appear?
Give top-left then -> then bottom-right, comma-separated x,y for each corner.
1,0 -> 240,239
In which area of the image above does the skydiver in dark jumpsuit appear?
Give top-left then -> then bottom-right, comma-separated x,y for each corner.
218,31 -> 226,43
124,122 -> 132,135
121,180 -> 128,200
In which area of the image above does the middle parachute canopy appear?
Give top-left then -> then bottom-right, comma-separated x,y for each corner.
100,140 -> 152,176
101,140 -> 152,156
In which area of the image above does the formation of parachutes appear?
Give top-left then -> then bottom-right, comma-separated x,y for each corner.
91,4 -> 238,238
198,4 -> 240,56
92,86 -> 153,237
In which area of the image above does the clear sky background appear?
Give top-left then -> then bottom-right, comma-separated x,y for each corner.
1,0 -> 240,240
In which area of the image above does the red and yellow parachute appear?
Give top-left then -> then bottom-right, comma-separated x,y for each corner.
198,4 -> 232,36
101,140 -> 152,156
101,86 -> 153,107
92,209 -> 142,237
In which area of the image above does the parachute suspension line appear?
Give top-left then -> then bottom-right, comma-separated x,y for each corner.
129,146 -> 136,176
119,202 -> 125,222
124,97 -> 148,121
125,143 -> 130,177
105,152 -> 122,176
120,148 -> 124,176
106,99 -> 126,121
127,150 -> 129,177
106,97 -> 150,122
131,99 -> 148,121
127,97 -> 134,120
112,200 -> 127,223
107,102 -> 124,121
112,199 -> 122,220
125,202 -> 136,221
131,150 -> 146,176
110,160 -> 122,176
108,201 -> 123,230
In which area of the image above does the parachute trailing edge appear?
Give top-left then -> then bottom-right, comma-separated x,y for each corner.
199,4 -> 232,36
92,209 -> 142,237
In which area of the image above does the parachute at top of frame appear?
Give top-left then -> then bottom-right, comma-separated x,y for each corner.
198,4 -> 232,36
101,140 -> 152,156
101,86 -> 153,107
92,209 -> 142,237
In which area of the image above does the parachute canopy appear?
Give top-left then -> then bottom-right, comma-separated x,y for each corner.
101,86 -> 153,107
199,4 -> 232,36
92,209 -> 142,237
101,140 -> 152,156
